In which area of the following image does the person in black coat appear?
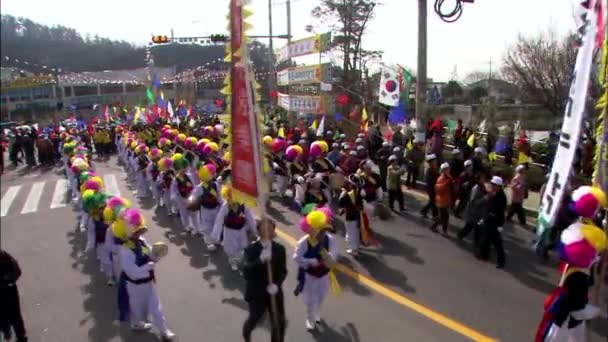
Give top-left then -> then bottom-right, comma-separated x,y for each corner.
0,249 -> 28,342
479,176 -> 508,268
242,218 -> 288,342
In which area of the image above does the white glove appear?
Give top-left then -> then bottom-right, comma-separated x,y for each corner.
360,189 -> 366,197
308,259 -> 319,267
497,227 -> 503,233
260,248 -> 272,262
267,283 -> 279,295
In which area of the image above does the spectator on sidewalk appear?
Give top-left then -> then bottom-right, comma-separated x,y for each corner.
431,163 -> 455,235
405,142 -> 424,189
387,156 -> 406,212
420,154 -> 439,219
506,165 -> 528,226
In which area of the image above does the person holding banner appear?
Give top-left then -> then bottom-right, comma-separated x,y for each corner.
293,208 -> 340,331
242,218 -> 287,342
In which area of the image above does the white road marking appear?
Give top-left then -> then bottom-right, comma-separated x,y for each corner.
1,186 -> 22,217
50,179 -> 68,209
104,174 -> 121,197
21,182 -> 45,214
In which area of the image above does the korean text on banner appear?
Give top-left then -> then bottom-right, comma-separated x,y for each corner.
277,64 -> 327,86
539,0 -> 600,227
277,93 -> 324,114
230,0 -> 262,205
276,32 -> 331,62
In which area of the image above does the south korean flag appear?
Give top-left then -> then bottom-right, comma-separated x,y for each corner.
378,66 -> 400,107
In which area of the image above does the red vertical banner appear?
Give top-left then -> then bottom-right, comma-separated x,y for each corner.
230,0 -> 262,204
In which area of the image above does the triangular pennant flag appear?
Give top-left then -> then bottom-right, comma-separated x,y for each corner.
167,101 -> 175,118
316,115 -> 325,136
467,133 -> 475,148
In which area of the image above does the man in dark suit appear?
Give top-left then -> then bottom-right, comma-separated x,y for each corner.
242,218 -> 288,342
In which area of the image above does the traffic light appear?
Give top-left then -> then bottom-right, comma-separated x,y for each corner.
209,34 -> 228,43
151,35 -> 169,44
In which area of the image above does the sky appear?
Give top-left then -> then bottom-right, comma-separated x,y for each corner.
1,0 -> 578,81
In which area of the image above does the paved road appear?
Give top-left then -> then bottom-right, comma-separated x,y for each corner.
1,158 -> 606,342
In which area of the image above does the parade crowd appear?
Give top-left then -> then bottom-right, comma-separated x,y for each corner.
1,113 -> 606,342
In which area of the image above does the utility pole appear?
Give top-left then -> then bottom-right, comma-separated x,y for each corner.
268,0 -> 276,103
285,0 -> 292,96
415,0 -> 428,133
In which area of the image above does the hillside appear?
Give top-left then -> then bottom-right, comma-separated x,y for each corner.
0,15 -> 272,74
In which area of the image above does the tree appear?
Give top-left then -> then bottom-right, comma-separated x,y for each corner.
311,0 -> 379,94
468,86 -> 488,103
463,70 -> 491,85
501,31 -> 577,116
441,80 -> 463,99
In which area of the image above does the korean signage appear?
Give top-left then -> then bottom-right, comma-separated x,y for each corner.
277,93 -> 324,114
277,64 -> 329,86
276,32 -> 331,62
538,0 -> 599,228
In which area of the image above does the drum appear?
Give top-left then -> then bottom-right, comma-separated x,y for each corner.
375,203 -> 392,220
186,195 -> 203,211
152,242 -> 169,258
329,172 -> 345,190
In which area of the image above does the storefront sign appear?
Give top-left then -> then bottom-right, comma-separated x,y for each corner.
276,32 -> 331,62
277,64 -> 328,86
277,93 -> 324,114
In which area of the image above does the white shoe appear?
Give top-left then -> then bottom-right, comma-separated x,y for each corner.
346,249 -> 359,256
106,279 -> 116,286
305,319 -> 315,331
162,330 -> 176,341
130,322 -> 152,331
207,244 -> 217,252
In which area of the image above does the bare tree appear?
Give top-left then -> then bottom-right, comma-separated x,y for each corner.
501,31 -> 577,116
463,70 -> 491,85
311,0 -> 379,92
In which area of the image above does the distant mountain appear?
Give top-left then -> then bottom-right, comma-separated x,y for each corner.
0,15 -> 272,74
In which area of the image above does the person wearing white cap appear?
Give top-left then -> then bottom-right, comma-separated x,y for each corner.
479,176 -> 507,268
376,142 -> 393,191
430,163 -> 455,234
506,165 -> 527,226
420,154 -> 439,218
387,156 -> 406,212
454,159 -> 475,217
358,160 -> 383,218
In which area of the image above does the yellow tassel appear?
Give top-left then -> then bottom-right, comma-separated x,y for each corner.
221,85 -> 231,95
242,7 -> 254,18
329,271 -> 342,295
243,21 -> 253,32
233,48 -> 242,59
224,54 -> 232,63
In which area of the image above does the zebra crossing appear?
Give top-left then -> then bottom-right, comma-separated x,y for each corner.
0,174 -> 122,218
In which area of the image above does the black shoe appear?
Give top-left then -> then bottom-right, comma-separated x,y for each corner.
496,263 -> 505,269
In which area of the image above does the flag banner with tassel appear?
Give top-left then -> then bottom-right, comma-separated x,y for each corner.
230,0 -> 263,208
592,33 -> 607,191
539,0 -> 601,232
